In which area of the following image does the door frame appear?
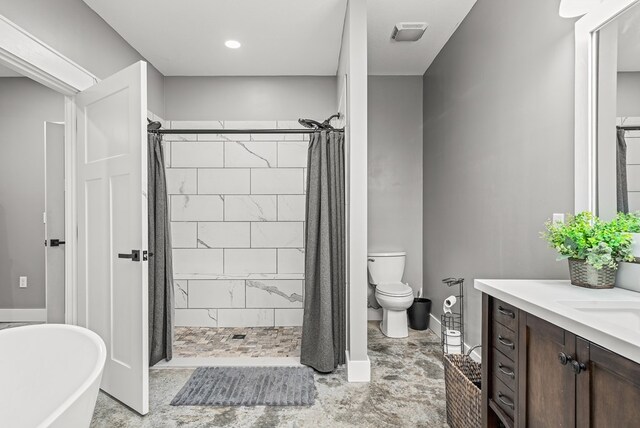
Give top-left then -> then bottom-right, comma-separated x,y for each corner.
0,13 -> 99,324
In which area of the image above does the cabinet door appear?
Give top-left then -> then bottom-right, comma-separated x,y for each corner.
519,314 -> 575,428
576,338 -> 640,427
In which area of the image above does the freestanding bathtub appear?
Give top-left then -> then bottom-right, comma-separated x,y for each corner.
0,324 -> 107,428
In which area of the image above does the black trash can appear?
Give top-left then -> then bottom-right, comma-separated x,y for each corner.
408,298 -> 432,330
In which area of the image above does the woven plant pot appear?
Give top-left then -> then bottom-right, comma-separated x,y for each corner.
444,353 -> 481,428
568,258 -> 617,289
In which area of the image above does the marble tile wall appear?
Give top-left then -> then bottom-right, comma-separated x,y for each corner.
165,120 -> 307,327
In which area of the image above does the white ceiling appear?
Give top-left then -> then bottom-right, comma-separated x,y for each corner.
83,0 -> 476,77
82,0 -> 348,76
0,64 -> 22,77
367,0 -> 477,75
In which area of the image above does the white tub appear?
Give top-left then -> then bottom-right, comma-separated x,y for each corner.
0,324 -> 106,428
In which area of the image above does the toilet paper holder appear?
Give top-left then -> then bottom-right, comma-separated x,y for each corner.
441,277 -> 465,355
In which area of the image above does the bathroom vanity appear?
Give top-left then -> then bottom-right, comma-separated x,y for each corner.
475,279 -> 640,428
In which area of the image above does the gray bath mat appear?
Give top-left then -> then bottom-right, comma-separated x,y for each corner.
171,366 -> 316,406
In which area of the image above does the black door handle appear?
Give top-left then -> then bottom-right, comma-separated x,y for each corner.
118,250 -> 141,262
48,239 -> 65,247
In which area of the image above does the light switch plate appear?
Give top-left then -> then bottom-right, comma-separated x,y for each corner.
19,276 -> 27,288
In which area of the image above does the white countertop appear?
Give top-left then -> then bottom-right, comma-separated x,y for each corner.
475,279 -> 640,364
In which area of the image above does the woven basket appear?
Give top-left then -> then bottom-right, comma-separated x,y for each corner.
444,353 -> 481,428
568,258 -> 616,289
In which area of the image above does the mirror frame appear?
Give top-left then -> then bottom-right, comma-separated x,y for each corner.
575,0 -> 640,215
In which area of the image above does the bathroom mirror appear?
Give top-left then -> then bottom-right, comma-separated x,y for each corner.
575,0 -> 640,219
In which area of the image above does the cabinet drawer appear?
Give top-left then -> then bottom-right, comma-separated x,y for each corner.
491,377 -> 516,421
492,321 -> 517,362
492,298 -> 517,331
492,347 -> 517,391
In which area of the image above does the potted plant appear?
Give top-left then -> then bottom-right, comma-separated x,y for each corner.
611,212 -> 640,292
542,212 -> 635,289
610,211 -> 640,248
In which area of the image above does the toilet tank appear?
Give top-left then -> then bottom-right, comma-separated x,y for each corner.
367,252 -> 406,284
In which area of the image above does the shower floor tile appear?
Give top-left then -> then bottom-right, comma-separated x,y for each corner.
173,326 -> 302,358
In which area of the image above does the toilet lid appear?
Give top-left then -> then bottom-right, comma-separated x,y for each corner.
376,282 -> 413,297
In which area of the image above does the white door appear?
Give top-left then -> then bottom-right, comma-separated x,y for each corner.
75,61 -> 149,415
44,122 -> 66,324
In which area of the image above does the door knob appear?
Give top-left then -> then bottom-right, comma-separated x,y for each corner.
47,239 -> 65,247
558,352 -> 573,365
571,359 -> 587,374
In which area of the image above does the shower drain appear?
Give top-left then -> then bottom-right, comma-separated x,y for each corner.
232,334 -> 246,340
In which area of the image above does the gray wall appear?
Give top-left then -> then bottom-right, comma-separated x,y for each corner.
164,76 -> 336,121
0,77 -> 64,308
368,76 -> 423,297
422,0 -> 575,348
0,0 -> 165,116
617,72 -> 640,117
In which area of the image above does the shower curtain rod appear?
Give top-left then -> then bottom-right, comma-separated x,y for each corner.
149,128 -> 344,135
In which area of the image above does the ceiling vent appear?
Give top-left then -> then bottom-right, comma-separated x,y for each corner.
391,22 -> 428,42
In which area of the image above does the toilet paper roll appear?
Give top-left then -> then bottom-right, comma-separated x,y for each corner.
443,295 -> 457,314
445,345 -> 463,354
444,329 -> 462,354
444,329 -> 461,345
444,295 -> 457,308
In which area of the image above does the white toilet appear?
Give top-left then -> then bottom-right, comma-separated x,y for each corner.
367,252 -> 414,338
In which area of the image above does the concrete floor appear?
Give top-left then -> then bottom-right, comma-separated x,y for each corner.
91,321 -> 448,427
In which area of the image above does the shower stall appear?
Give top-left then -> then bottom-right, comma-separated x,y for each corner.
147,116 -> 345,369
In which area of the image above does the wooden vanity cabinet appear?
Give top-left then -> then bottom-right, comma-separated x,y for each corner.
575,338 -> 640,427
482,294 -> 640,428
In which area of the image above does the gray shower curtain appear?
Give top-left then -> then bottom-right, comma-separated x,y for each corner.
617,128 -> 629,213
300,130 -> 346,373
148,132 -> 174,365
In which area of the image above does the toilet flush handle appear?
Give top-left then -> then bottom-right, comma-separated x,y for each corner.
367,258 -> 375,262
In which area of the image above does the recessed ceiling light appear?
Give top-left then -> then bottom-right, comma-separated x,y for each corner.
225,40 -> 241,49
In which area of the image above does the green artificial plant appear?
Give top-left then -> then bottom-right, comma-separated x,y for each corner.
542,211 -> 635,270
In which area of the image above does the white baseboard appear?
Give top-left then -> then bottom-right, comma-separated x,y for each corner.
345,351 -> 371,382
0,308 -> 46,322
429,314 -> 481,363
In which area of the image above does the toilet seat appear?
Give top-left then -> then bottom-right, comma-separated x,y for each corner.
375,282 -> 413,297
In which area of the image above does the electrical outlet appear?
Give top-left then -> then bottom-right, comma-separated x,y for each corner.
553,213 -> 565,224
19,276 -> 27,288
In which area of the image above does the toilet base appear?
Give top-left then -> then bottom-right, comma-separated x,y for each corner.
380,309 -> 409,338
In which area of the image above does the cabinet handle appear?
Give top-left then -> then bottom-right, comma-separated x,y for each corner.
497,392 -> 515,409
498,306 -> 516,319
558,352 -> 573,366
497,335 -> 515,350
571,359 -> 587,375
498,363 -> 515,379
